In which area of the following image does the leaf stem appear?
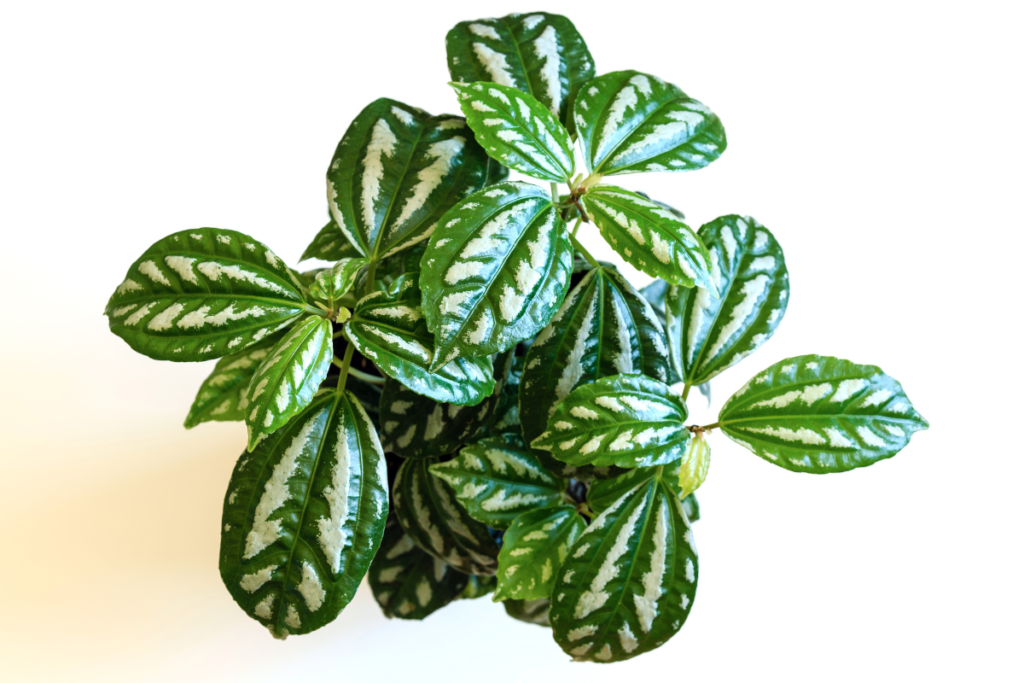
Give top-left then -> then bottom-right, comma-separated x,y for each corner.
347,367 -> 385,385
332,328 -> 346,339
550,182 -> 559,203
571,215 -> 582,238
681,383 -> 692,401
688,421 -> 720,434
568,230 -> 599,268
333,343 -> 356,392
363,261 -> 377,298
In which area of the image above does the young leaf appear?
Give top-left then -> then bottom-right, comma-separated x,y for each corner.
532,374 -> 690,468
301,217 -> 364,262
327,99 -> 492,260
573,70 -> 726,176
308,257 -> 368,304
678,432 -> 710,498
550,469 -> 698,662
719,355 -> 929,472
580,186 -> 714,290
219,390 -> 389,638
504,598 -> 552,626
420,182 -> 573,368
392,457 -> 499,576
344,275 -> 496,406
519,265 -> 671,445
446,13 -> 595,126
667,216 -> 789,386
244,316 -> 333,450
451,82 -> 575,182
105,228 -> 307,362
428,434 -> 566,529
493,505 -> 586,602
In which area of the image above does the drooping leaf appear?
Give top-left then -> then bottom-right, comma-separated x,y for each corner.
493,505 -> 586,601
326,99 -> 492,260
244,316 -> 333,450
580,186 -> 714,290
550,467 -> 698,662
301,218 -> 364,262
586,459 -> 690,515
421,182 -> 573,368
458,574 -> 497,600
446,13 -> 595,127
451,82 -> 575,182
504,597 -> 552,626
219,390 -> 389,638
105,228 -> 307,362
719,355 -> 929,472
392,457 -> 499,576
678,432 -> 710,498
429,434 -> 566,529
532,374 -> 690,468
309,257 -> 368,305
667,215 -> 789,386
573,70 -> 726,176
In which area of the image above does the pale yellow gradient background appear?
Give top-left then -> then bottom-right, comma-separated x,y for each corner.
2,1 -> 1021,681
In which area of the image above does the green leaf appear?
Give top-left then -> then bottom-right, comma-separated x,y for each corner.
367,521 -> 468,620
105,228 -> 307,362
421,182 -> 573,368
458,574 -> 497,600
428,434 -> 566,529
532,374 -> 690,468
308,257 -> 368,304
244,316 -> 333,450
550,467 -> 698,662
678,432 -> 710,498
580,186 -> 714,290
719,355 -> 929,472
392,457 -> 499,576
519,265 -> 671,445
681,493 -> 700,523
488,353 -> 524,435
326,99 -> 492,260
638,279 -> 668,327
451,82 -> 575,182
504,597 -> 551,626
301,218 -> 364,262
345,275 -> 496,406
697,381 -> 712,406
219,390 -> 389,638
493,505 -> 586,601
667,216 -> 789,386
587,459 -> 689,515
573,70 -> 726,176
445,13 -> 595,127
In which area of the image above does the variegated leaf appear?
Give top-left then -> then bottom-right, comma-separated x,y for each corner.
428,434 -> 566,529
550,468 -> 698,662
219,390 -> 389,638
667,215 -> 789,386
638,278 -> 668,327
105,228 -> 307,362
532,374 -> 690,468
392,457 -> 499,576
446,13 -> 595,126
504,598 -> 551,626
488,353 -> 524,435
586,459 -> 689,515
458,574 -> 497,600
368,522 -> 468,620
301,217 -> 363,262
451,82 -> 575,182
719,355 -> 928,473
308,257 -> 368,305
493,505 -> 586,601
678,432 -> 710,498
244,316 -> 333,450
421,182 -> 573,367
519,265 -> 671,445
326,99 -> 491,260
345,275 -> 495,406
580,186 -> 714,290
681,493 -> 700,523
573,70 -> 726,175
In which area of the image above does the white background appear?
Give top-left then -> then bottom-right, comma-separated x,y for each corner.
1,1 -> 1021,681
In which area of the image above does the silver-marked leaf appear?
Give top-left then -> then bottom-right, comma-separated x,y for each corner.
428,434 -> 566,530
574,70 -> 726,176
681,493 -> 700,523
504,597 -> 551,626
638,279 -> 669,327
678,432 -> 710,498
719,355 -> 929,473
244,316 -> 333,450
326,99 -> 492,260
488,353 -> 524,435
483,155 -> 511,186
451,82 -> 575,182
550,469 -> 698,662
368,522 -> 468,620
667,215 -> 789,386
345,275 -> 495,406
309,257 -> 368,305
493,505 -> 586,601
392,457 -> 499,576
520,266 -> 671,445
104,228 -> 307,362
580,186 -> 714,290
458,574 -> 497,600
587,459 -> 689,515
446,13 -> 595,126
219,390 -> 389,638
421,182 -> 573,368
301,218 -> 364,262
532,374 -> 689,468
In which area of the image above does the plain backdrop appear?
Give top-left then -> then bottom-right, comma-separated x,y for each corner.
1,1 -> 1021,681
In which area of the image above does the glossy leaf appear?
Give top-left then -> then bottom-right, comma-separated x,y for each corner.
301,218 -> 364,263
681,493 -> 700,523
309,257 -> 368,304
638,279 -> 668,327
421,182 -> 573,367
493,505 -> 586,601
184,332 -> 283,429
488,353 -> 524,435
587,459 -> 689,515
219,390 -> 389,638
105,228 -> 307,362
573,70 -> 726,175
678,432 -> 710,498
719,355 -> 929,472
504,598 -> 551,626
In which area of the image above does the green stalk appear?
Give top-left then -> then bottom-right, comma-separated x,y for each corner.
333,344 -> 356,392
681,383 -> 692,401
568,230 -> 600,268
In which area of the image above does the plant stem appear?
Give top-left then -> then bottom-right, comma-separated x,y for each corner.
681,383 -> 692,401
568,230 -> 599,268
347,367 -> 385,385
363,261 -> 377,298
550,182 -> 559,203
689,421 -> 721,434
332,328 -> 346,339
571,215 -> 582,238
333,344 -> 356,392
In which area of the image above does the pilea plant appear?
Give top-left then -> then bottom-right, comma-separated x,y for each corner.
103,11 -> 928,663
